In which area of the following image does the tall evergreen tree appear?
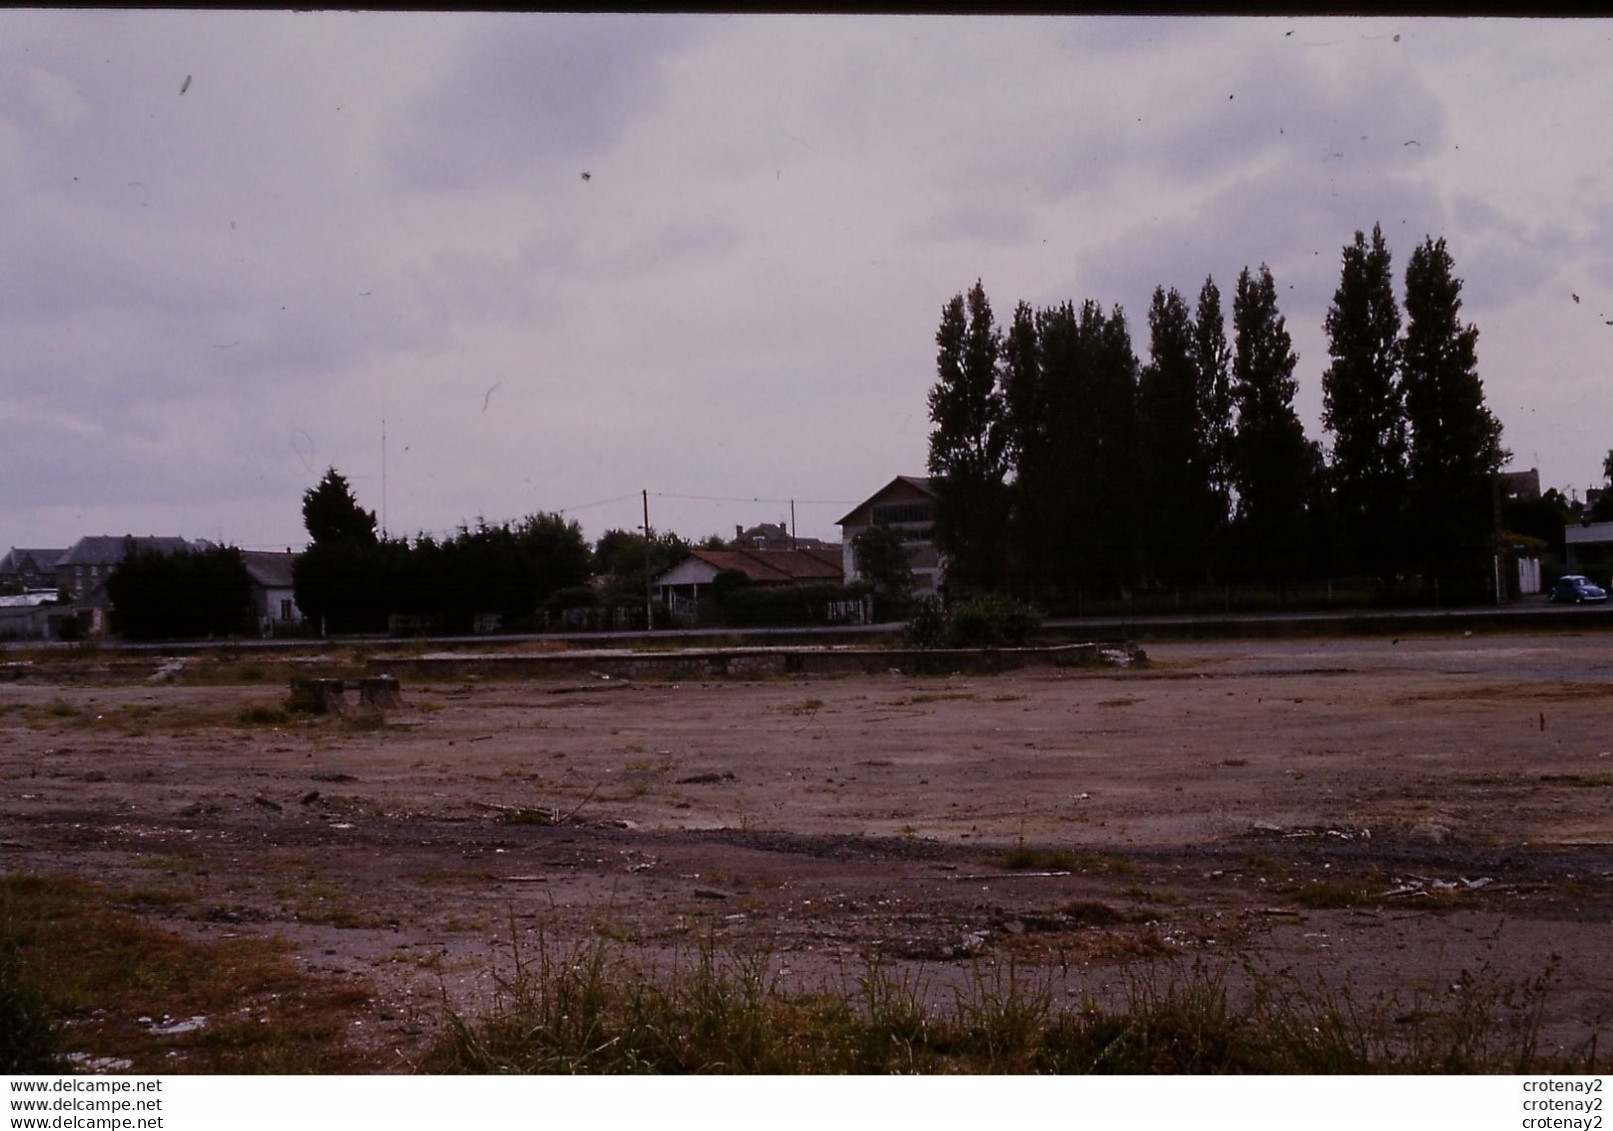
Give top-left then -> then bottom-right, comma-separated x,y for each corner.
302,468 -> 378,548
1401,237 -> 1507,594
295,467 -> 384,633
1230,264 -> 1319,587
1193,276 -> 1235,539
1007,300 -> 1139,598
1001,300 -> 1045,596
1583,449 -> 1613,522
1139,286 -> 1218,584
1322,224 -> 1407,585
927,280 -> 1010,594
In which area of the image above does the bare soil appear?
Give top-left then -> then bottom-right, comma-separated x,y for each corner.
4,630 -> 1612,1069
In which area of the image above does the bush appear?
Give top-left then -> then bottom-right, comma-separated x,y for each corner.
106,544 -> 255,641
0,898 -> 61,1072
718,582 -> 871,628
903,594 -> 1042,648
903,596 -> 948,648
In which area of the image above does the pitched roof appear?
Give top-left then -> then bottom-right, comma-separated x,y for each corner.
58,536 -> 209,567
0,548 -> 68,574
240,550 -> 299,588
836,475 -> 937,527
679,547 -> 844,585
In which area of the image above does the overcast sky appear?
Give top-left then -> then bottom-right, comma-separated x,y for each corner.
4,13 -> 1611,552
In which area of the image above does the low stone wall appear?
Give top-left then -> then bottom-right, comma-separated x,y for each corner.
366,641 -> 1143,681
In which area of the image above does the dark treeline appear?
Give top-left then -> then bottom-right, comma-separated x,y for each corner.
104,542 -> 256,642
927,228 -> 1511,607
293,468 -> 592,634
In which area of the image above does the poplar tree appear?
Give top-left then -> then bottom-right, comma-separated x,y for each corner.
927,280 -> 1010,594
1193,276 -> 1235,541
1322,224 -> 1407,585
1230,265 -> 1319,587
1401,237 -> 1507,594
1139,286 -> 1217,583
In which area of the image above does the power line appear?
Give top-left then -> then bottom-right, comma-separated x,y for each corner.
552,492 -> 643,514
648,492 -> 858,507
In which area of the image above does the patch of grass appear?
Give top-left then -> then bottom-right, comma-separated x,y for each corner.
1018,901 -> 1130,932
1074,852 -> 1140,877
1002,846 -> 1077,871
675,772 -> 734,785
0,872 -> 371,1073
295,905 -> 392,931
238,704 -> 293,727
1287,880 -> 1375,910
422,933 -> 1587,1074
1540,773 -> 1613,788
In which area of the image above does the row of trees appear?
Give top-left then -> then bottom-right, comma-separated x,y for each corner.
104,543 -> 256,642
927,229 -> 1510,604
295,469 -> 877,633
293,470 -> 594,634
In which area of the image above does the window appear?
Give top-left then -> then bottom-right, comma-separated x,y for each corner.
280,599 -> 294,622
872,502 -> 932,526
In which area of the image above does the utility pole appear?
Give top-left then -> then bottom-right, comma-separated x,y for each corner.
790,499 -> 797,549
643,489 -> 654,632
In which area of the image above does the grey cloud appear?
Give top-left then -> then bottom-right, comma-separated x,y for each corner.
904,195 -> 1040,248
1587,202 -> 1613,292
1060,159 -> 1442,331
384,15 -> 698,193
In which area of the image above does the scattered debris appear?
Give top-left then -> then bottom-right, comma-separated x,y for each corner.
148,1015 -> 207,1036
1380,876 -> 1496,899
951,871 -> 1071,882
147,659 -> 187,684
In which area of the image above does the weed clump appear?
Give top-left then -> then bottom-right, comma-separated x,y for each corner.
903,595 -> 1043,650
424,932 -> 1586,1075
238,704 -> 293,727
0,873 -> 370,1073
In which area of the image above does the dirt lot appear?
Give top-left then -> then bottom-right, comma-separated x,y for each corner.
4,629 -> 1612,1069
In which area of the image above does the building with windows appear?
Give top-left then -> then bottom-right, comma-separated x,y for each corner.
0,548 -> 67,593
241,550 -> 304,634
1565,521 -> 1613,586
836,475 -> 944,596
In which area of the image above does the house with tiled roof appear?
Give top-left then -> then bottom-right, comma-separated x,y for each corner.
650,546 -> 847,624
731,523 -> 835,552
241,550 -> 304,633
836,475 -> 945,596
652,546 -> 843,593
0,548 -> 68,593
